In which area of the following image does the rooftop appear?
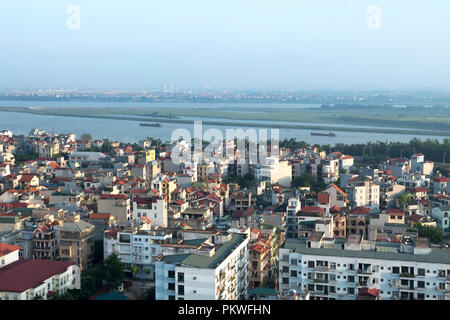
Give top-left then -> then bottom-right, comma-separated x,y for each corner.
283,238 -> 450,264
0,259 -> 75,292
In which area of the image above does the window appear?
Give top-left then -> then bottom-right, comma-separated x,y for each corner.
168,270 -> 175,278
178,285 -> 184,295
418,268 -> 425,276
168,283 -> 175,291
178,273 -> 184,283
392,267 -> 400,274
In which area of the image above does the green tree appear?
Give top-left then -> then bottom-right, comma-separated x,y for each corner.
397,192 -> 413,208
415,223 -> 443,244
103,253 -> 124,287
80,133 -> 93,141
51,292 -> 76,300
131,264 -> 139,278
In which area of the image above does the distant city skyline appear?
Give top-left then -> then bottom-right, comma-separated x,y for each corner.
1,1 -> 450,90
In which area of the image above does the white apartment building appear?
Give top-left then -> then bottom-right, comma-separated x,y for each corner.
255,156 -> 292,187
104,223 -> 172,280
132,196 -> 168,228
319,159 -> 339,184
279,238 -> 450,301
346,178 -> 380,209
155,232 -> 249,300
339,155 -> 354,172
397,172 -> 430,190
0,243 -> 80,300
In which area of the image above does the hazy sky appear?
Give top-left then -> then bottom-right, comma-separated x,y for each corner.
0,0 -> 449,90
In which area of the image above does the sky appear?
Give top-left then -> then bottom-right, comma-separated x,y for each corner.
0,0 -> 449,90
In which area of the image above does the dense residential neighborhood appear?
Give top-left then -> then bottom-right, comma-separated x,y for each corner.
0,128 -> 449,300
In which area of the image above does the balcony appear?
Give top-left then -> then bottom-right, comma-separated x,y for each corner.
357,269 -> 371,275
400,272 -> 415,278
315,266 -> 329,272
313,278 -> 329,284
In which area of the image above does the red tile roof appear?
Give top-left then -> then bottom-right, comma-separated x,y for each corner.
352,206 -> 370,215
90,213 -> 112,220
301,206 -> 324,214
0,259 -> 75,292
99,194 -> 129,200
0,243 -> 21,257
387,209 -> 404,216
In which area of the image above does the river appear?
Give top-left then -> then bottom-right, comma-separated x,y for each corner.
0,100 -> 445,145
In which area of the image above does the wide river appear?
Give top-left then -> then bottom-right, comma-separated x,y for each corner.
0,100 -> 445,145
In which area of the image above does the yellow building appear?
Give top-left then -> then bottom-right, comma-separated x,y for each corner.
137,149 -> 155,165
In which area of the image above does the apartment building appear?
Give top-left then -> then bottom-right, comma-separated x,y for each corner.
155,232 -> 249,300
279,237 -> 450,300
59,220 -> 95,271
104,223 -> 172,280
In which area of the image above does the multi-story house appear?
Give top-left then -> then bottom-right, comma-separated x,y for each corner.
346,178 -> 380,209
397,172 -> 430,190
254,156 -> 292,187
230,190 -> 255,213
249,240 -> 271,289
318,159 -> 339,184
104,222 -> 172,280
431,205 -> 450,232
379,183 -> 406,209
151,175 -> 177,203
286,198 -> 301,238
317,184 -> 348,213
38,142 -> 60,158
59,219 -> 95,271
97,194 -> 131,224
33,221 -> 60,260
132,196 -> 168,227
